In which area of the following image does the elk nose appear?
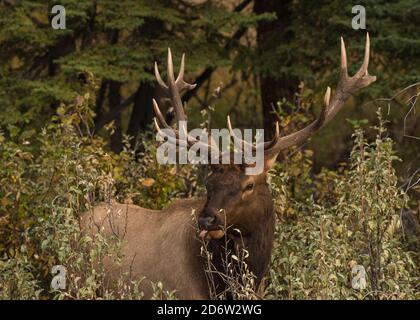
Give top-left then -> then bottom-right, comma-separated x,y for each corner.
198,216 -> 216,230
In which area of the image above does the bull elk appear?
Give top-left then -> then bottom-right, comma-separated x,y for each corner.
82,34 -> 376,299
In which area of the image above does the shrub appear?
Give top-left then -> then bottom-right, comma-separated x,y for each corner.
0,78 -> 417,299
267,111 -> 418,299
0,79 -> 185,299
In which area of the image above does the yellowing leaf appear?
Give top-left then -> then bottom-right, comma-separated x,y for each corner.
0,197 -> 10,207
141,178 -> 156,188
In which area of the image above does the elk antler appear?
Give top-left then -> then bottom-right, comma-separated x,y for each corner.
154,49 -> 196,123
228,33 -> 376,157
153,49 -> 219,152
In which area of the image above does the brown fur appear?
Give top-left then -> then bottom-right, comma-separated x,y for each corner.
81,165 -> 276,299
81,198 -> 209,299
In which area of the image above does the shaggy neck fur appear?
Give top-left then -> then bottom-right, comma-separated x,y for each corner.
199,184 -> 275,297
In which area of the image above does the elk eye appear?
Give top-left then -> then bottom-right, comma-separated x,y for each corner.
244,183 -> 254,192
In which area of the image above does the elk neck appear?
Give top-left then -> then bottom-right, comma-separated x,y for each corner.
202,184 -> 276,293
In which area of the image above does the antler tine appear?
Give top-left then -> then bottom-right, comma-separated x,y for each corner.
340,37 -> 348,79
167,48 -> 176,83
153,97 -> 189,144
154,62 -> 168,89
324,86 -> 331,107
154,117 -> 168,141
227,115 -> 280,151
153,117 -> 164,136
176,53 -> 197,91
313,86 -> 331,129
263,122 -> 281,150
227,115 -> 243,151
176,53 -> 185,84
355,32 -> 370,77
152,98 -> 170,128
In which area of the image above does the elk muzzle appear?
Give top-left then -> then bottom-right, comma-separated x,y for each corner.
198,209 -> 225,240
198,216 -> 215,230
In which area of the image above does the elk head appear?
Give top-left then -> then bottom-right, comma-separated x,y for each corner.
152,34 -> 376,243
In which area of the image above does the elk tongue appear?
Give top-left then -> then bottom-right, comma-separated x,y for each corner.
199,230 -> 208,239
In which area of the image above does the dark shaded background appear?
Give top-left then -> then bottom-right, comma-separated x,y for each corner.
0,0 -> 419,184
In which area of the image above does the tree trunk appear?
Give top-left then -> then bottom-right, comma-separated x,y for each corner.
127,82 -> 156,140
108,81 -> 123,153
95,80 -> 108,118
254,0 -> 299,139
